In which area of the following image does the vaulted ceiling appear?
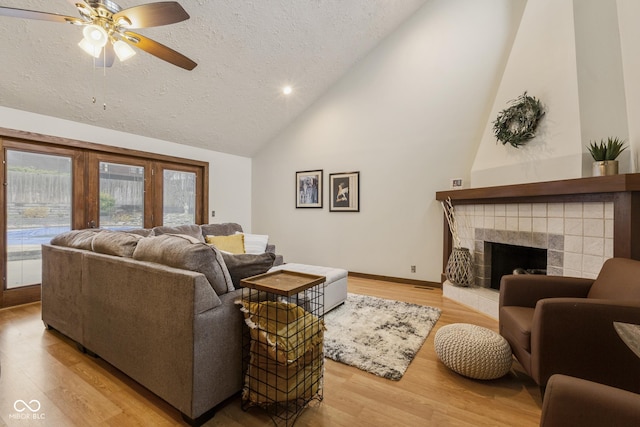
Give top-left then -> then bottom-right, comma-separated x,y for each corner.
0,0 -> 428,157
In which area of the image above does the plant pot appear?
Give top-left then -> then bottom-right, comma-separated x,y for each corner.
445,247 -> 474,287
592,160 -> 619,176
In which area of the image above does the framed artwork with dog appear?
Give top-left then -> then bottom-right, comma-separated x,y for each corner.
296,169 -> 323,208
329,171 -> 359,212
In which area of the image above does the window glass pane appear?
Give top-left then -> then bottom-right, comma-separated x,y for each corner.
99,162 -> 144,229
6,150 -> 72,289
163,170 -> 196,226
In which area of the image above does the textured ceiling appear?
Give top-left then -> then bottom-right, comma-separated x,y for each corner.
0,0 -> 427,157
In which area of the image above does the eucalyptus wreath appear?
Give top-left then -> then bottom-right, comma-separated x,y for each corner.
493,92 -> 545,148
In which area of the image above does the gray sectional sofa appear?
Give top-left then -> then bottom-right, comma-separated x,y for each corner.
41,223 -> 279,424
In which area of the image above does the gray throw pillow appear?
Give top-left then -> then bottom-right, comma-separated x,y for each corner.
91,230 -> 143,257
151,224 -> 204,242
125,228 -> 153,237
201,223 -> 243,238
50,229 -> 101,250
133,234 -> 234,295
220,252 -> 276,288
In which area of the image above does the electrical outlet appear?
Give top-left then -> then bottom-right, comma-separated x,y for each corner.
211,210 -> 215,217
411,265 -> 416,273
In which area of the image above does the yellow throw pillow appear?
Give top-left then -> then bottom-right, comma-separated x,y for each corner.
205,234 -> 245,254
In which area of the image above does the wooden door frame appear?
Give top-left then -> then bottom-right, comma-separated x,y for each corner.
152,161 -> 207,226
86,152 -> 154,229
1,139 -> 84,308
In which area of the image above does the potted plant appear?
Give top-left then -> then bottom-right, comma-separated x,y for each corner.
587,137 -> 627,176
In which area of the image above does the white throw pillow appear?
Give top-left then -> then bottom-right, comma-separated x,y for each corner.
235,232 -> 269,254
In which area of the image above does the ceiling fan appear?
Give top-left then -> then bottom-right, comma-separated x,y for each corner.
0,1 -> 197,70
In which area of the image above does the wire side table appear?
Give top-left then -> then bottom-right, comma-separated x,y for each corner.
239,270 -> 325,426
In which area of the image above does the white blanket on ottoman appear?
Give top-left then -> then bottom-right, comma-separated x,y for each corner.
268,263 -> 348,314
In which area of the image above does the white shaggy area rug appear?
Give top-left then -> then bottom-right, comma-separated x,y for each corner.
323,293 -> 441,380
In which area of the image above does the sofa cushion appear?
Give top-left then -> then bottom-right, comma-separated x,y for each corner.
91,230 -> 143,258
201,223 -> 243,237
152,224 -> 204,242
205,234 -> 245,254
50,229 -> 101,250
236,232 -> 269,254
221,252 -> 276,288
133,234 -> 234,295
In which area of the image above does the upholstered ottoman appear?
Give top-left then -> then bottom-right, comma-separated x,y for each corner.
268,263 -> 348,314
434,323 -> 512,380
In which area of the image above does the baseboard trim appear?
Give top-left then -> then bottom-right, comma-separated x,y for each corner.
348,271 -> 442,288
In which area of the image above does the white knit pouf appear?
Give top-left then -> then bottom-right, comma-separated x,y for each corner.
434,323 -> 512,380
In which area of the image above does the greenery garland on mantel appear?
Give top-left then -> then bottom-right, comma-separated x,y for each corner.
493,91 -> 545,148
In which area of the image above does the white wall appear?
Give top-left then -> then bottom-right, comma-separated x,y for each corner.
471,0 -> 637,186
574,0 -> 628,178
0,106 -> 253,230
471,0 -> 584,186
252,0 -> 526,281
618,0 -> 640,172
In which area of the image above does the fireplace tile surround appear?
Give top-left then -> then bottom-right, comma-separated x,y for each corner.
436,174 -> 640,318
442,201 -> 613,320
455,201 -> 614,285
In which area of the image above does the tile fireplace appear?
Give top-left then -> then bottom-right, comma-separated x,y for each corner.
436,174 -> 640,318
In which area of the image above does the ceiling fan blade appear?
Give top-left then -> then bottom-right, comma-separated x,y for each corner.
96,42 -> 115,68
0,6 -> 82,24
114,2 -> 189,29
123,31 -> 197,70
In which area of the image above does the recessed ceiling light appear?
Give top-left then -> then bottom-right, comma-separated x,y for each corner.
283,86 -> 293,95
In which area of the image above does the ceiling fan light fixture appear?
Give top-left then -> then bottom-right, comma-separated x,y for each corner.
113,40 -> 135,61
115,16 -> 132,28
78,38 -> 102,58
82,24 -> 108,48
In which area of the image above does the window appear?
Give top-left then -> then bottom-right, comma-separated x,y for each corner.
1,129 -> 208,308
5,150 -> 72,289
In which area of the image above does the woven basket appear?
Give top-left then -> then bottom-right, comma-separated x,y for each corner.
445,247 -> 474,287
434,323 -> 512,380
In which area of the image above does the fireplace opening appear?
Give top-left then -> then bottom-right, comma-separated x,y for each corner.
489,242 -> 547,290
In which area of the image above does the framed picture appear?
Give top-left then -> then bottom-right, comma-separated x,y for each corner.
329,171 -> 359,212
296,170 -> 323,208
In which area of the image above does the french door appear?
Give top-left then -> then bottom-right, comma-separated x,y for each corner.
86,155 -> 203,229
1,141 -> 84,307
155,162 -> 202,226
86,153 -> 152,229
1,131 -> 208,309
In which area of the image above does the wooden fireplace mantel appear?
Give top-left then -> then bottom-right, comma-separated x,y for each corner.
436,173 -> 640,204
435,174 -> 640,277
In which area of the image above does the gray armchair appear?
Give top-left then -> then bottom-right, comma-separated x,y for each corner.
499,257 -> 640,393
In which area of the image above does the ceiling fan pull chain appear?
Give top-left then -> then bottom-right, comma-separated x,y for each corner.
102,56 -> 107,111
91,55 -> 96,105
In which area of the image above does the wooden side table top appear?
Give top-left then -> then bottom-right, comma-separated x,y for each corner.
240,270 -> 326,297
614,322 -> 640,359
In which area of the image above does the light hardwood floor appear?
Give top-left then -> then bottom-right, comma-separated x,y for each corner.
0,277 -> 542,426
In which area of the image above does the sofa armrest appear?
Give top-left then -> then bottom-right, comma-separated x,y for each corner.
265,244 -> 284,266
532,298 -> 640,391
541,374 -> 640,427
499,274 -> 594,308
